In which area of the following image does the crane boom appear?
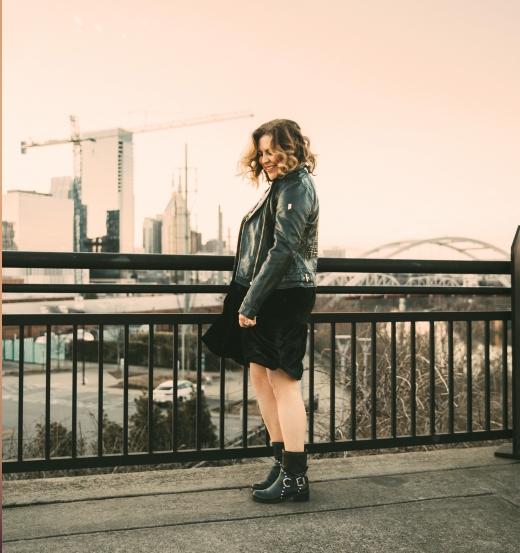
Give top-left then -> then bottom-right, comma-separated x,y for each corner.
21,110 -> 254,153
21,137 -> 94,153
127,110 -> 254,135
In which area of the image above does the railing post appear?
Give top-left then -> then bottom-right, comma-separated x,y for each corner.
496,226 -> 520,460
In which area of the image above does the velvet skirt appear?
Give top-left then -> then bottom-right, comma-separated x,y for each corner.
202,281 -> 316,381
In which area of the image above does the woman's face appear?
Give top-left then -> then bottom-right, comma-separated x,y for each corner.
257,134 -> 280,181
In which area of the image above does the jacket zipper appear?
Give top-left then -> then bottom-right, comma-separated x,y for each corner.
250,190 -> 271,284
251,208 -> 267,283
232,217 -> 246,282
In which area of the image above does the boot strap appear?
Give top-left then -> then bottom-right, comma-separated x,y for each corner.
282,474 -> 306,488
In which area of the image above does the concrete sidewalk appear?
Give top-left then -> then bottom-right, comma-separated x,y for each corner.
2,446 -> 519,552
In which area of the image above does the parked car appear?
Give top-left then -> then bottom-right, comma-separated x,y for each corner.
152,380 -> 205,406
35,330 -> 95,344
61,330 -> 95,342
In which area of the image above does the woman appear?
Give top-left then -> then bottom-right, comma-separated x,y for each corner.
203,119 -> 319,503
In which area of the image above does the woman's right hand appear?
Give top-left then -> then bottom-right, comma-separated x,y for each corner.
239,314 -> 257,328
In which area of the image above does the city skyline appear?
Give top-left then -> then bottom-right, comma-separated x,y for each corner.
2,0 -> 519,255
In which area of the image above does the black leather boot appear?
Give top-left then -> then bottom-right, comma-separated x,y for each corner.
251,442 -> 284,491
252,450 -> 309,503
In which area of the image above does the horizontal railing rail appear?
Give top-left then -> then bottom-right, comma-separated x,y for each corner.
2,284 -> 511,296
1,311 -> 513,327
3,251 -> 511,297
2,250 -> 511,274
2,309 -> 513,473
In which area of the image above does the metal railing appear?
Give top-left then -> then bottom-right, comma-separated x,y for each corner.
2,227 -> 519,473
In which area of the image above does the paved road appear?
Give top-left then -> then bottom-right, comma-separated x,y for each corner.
3,366 -> 143,440
2,364 -> 263,453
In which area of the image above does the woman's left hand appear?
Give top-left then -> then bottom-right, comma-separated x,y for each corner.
239,314 -> 257,328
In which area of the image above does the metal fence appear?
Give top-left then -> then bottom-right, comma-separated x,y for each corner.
2,227 -> 519,474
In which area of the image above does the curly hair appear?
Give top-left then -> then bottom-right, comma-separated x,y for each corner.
238,119 -> 317,187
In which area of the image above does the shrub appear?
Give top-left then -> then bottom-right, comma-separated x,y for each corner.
2,389 -> 218,480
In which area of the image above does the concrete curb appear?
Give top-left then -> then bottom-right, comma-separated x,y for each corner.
3,445 -> 517,507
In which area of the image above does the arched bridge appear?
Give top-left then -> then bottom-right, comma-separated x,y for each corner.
318,237 -> 510,294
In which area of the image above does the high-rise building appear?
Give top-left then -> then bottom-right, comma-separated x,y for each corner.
50,176 -> 73,199
191,230 -> 202,254
1,190 -> 80,284
2,221 -> 17,250
81,128 -> 135,253
323,247 -> 345,258
203,238 -> 226,253
143,216 -> 162,254
161,180 -> 191,255
2,190 -> 73,252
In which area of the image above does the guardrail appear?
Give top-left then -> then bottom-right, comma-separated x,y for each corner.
2,227 -> 519,474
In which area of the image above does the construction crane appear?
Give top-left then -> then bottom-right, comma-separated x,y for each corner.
21,109 -> 254,255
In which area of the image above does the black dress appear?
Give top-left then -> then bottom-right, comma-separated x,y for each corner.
202,281 -> 315,381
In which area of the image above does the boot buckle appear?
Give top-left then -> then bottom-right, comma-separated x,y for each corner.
295,476 -> 305,487
282,477 -> 292,488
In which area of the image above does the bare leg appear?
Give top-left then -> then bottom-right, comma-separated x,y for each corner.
267,369 -> 307,452
250,362 -> 283,442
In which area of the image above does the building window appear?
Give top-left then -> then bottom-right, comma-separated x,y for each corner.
118,141 -> 123,193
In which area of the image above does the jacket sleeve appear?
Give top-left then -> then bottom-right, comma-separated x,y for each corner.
238,181 -> 312,319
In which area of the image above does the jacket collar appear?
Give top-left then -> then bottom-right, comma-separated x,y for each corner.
244,185 -> 272,222
245,165 -> 307,222
271,164 -> 308,184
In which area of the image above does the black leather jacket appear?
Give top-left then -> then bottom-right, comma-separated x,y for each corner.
233,165 -> 319,319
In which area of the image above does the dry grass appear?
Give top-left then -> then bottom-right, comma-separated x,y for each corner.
309,320 -> 512,457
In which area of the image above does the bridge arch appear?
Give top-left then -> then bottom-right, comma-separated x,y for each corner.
360,237 -> 508,261
318,237 -> 509,305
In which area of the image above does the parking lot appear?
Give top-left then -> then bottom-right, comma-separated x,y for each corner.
2,361 -> 263,453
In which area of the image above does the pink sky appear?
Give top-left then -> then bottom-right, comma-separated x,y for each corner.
2,0 -> 519,255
